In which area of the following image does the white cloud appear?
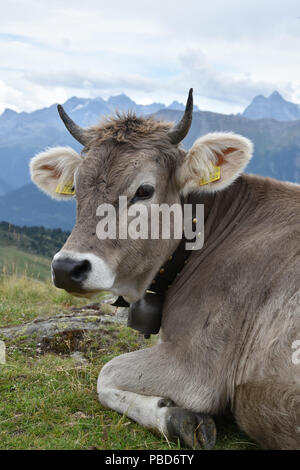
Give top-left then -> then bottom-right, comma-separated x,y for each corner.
0,80 -> 23,112
0,0 -> 300,114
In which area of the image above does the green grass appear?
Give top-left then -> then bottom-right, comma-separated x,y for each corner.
0,245 -> 51,281
0,276 -> 257,450
0,275 -> 89,327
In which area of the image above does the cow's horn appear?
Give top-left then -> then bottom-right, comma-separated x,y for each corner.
167,88 -> 193,145
57,104 -> 89,146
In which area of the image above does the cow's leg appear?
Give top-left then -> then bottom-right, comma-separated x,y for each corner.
97,344 -> 216,449
233,381 -> 300,449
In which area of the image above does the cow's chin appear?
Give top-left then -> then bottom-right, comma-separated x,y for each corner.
76,284 -> 141,304
57,285 -> 106,299
110,277 -> 154,304
66,290 -> 99,299
65,288 -> 134,304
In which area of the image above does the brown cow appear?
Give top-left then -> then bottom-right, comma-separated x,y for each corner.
30,90 -> 300,449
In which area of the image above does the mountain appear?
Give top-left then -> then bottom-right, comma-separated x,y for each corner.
1,107 -> 300,231
0,177 -> 12,196
158,108 -> 300,182
0,94 -> 197,194
1,93 -> 300,230
0,183 -> 76,230
243,91 -> 300,121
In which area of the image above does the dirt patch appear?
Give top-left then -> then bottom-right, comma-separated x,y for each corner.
39,327 -> 119,355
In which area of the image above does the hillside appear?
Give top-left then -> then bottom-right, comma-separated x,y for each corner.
0,221 -> 69,279
0,245 -> 50,280
0,184 -> 76,230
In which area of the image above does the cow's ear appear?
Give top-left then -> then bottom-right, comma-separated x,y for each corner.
30,147 -> 82,200
176,132 -> 253,194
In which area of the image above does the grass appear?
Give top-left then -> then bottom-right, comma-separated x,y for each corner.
0,275 -> 88,327
0,245 -> 51,281
0,275 -> 257,450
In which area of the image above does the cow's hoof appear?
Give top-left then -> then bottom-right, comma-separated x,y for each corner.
165,407 -> 216,450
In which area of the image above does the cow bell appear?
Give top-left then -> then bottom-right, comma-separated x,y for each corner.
127,292 -> 164,339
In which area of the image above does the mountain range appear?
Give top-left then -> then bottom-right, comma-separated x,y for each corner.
0,94 -> 199,195
0,91 -> 300,229
242,91 -> 300,121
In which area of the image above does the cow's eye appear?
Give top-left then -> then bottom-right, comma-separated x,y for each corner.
132,184 -> 154,203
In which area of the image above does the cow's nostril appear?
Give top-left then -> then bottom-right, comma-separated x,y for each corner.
71,260 -> 91,282
52,257 -> 92,292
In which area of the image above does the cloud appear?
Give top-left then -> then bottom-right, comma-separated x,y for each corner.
0,0 -> 300,114
26,69 -> 159,95
176,48 -> 282,105
0,80 -> 23,112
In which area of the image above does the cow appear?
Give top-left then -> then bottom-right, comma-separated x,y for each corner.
30,89 -> 300,450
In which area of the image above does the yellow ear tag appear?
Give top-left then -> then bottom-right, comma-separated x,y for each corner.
199,165 -> 220,186
55,181 -> 75,195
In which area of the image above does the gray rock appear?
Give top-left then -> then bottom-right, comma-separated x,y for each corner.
0,302 -> 129,341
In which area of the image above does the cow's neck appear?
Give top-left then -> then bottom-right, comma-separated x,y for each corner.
199,175 -> 254,255
113,193 -> 200,337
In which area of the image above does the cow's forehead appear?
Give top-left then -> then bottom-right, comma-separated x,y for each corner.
79,142 -> 155,185
79,138 -> 182,186
75,141 -> 171,203
74,113 -> 184,197
85,113 -> 173,147
82,113 -> 182,167
85,139 -> 158,167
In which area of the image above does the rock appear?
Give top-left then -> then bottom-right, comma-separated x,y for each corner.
0,340 -> 6,364
0,302 -> 129,342
116,307 -> 129,322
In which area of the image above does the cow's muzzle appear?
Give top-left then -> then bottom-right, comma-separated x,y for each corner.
51,257 -> 92,293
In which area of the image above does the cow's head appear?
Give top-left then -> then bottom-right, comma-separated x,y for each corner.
30,90 -> 253,302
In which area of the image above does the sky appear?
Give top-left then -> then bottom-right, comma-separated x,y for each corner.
1,0 -> 300,115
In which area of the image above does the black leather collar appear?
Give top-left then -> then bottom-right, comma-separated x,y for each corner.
112,201 -> 199,338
